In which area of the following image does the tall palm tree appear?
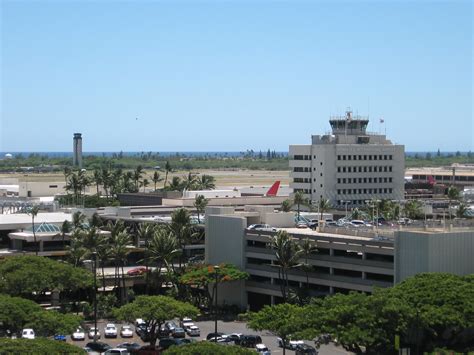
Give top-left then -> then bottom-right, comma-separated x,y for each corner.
66,230 -> 87,267
447,185 -> 460,220
167,176 -> 183,191
152,171 -> 163,191
182,172 -> 197,191
96,237 -> 112,291
101,167 -> 112,199
196,174 -> 215,190
148,226 -> 181,291
72,211 -> 87,231
109,230 -> 132,304
28,205 -> 40,255
169,208 -> 194,267
271,230 -> 302,302
65,172 -> 82,205
133,165 -> 144,191
193,195 -> 208,223
404,200 -> 423,220
318,198 -> 331,222
89,212 -> 103,228
164,161 -> 172,187
137,223 -> 155,294
92,169 -> 103,196
300,238 -> 317,288
292,191 -> 307,218
141,178 -> 150,193
456,202 -> 468,218
60,220 -> 71,248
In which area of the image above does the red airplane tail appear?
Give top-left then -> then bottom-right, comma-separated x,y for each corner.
266,181 -> 281,196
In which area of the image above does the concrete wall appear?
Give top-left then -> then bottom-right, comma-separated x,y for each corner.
394,230 -> 474,283
263,212 -> 294,227
205,211 -> 248,309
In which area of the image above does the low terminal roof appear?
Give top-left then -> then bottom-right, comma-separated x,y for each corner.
0,212 -> 71,230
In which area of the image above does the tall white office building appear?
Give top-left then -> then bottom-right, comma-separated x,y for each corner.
289,110 -> 404,208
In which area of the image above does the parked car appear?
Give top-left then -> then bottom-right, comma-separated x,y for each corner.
71,327 -> 85,341
105,323 -> 118,338
127,267 -> 148,276
85,341 -> 112,353
239,335 -> 262,348
21,329 -> 35,340
120,325 -> 134,338
277,337 -> 304,350
295,343 -> 318,354
226,333 -> 242,343
350,220 -> 367,227
88,327 -> 101,339
247,224 -> 277,232
117,342 -> 141,351
135,318 -> 146,328
165,321 -> 178,333
206,332 -> 226,341
256,343 -> 271,354
398,217 -> 413,225
296,221 -> 309,229
186,325 -> 200,337
294,216 -> 318,229
172,327 -> 186,338
53,334 -> 66,341
135,325 -> 151,342
104,348 -> 130,355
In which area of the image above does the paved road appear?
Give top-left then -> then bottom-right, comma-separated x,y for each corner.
67,319 -> 352,355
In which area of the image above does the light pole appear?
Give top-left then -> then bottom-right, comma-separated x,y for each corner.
92,251 -> 98,342
213,265 -> 220,342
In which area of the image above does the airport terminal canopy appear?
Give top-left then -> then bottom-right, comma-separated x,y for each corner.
26,222 -> 61,233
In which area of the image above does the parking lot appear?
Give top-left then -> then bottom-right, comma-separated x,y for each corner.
67,319 -> 352,354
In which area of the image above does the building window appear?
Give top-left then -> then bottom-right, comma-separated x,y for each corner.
389,177 -> 392,183
343,155 -> 346,160
358,178 -> 362,183
337,178 -> 341,184
320,184 -> 323,188
348,167 -> 351,173
374,155 -> 378,160
368,166 -> 372,172
389,188 -> 393,193
293,155 -> 304,160
337,167 -> 341,173
358,155 -> 362,160
337,155 -> 341,160
343,167 -> 346,173
320,162 -> 323,166
364,167 -> 367,172
49,185 -> 58,188
389,155 -> 393,160
320,173 -> 323,177
358,166 -> 362,172
314,178 -> 316,182
368,178 -> 372,183
343,178 -> 346,184
348,155 -> 352,160
337,189 -> 341,194
389,166 -> 392,172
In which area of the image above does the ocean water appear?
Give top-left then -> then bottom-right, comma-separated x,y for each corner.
0,151 -> 289,158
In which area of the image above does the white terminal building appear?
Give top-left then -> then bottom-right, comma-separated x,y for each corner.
289,110 -> 405,208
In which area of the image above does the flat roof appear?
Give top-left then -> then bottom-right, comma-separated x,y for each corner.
0,212 -> 71,230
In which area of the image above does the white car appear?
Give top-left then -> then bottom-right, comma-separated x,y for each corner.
104,349 -> 129,355
71,327 -> 85,341
256,343 -> 271,354
135,318 -> 145,327
105,323 -> 118,338
247,224 -> 277,232
186,325 -> 200,337
277,337 -> 304,350
88,327 -> 101,339
21,329 -> 35,339
182,321 -> 194,330
120,325 -> 133,338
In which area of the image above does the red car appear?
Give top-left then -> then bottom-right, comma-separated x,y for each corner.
127,267 -> 148,276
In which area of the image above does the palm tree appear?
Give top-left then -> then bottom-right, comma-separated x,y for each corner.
404,200 -> 423,220
169,208 -> 194,267
182,172 -> 197,191
109,230 -> 132,304
89,212 -> 103,228
65,172 -> 82,205
72,211 -> 87,231
318,198 -> 331,222
456,202 -> 468,218
350,208 -> 362,220
164,161 -> 172,187
167,176 -> 183,191
271,230 -> 302,302
148,226 -> 181,292
28,205 -> 40,255
196,174 -> 215,190
152,171 -> 163,191
300,238 -> 317,288
101,167 -> 112,199
447,185 -> 460,220
92,169 -> 102,195
280,199 -> 292,212
66,230 -> 87,267
292,191 -> 307,218
137,223 -> 155,293
133,165 -> 144,191
60,220 -> 71,248
141,178 -> 150,193
193,195 -> 208,223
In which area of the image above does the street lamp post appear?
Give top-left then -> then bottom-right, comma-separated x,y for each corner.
92,252 -> 98,342
213,265 -> 220,342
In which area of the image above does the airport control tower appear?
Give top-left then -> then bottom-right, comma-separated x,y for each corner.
73,133 -> 83,168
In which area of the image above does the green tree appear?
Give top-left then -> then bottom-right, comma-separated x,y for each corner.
248,303 -> 304,355
180,264 -> 249,308
109,230 -> 132,304
114,295 -> 199,346
456,202 -> 469,218
447,185 -> 460,220
169,208 -> 195,267
193,194 -> 208,223
152,171 -> 163,191
280,199 -> 292,212
164,161 -> 172,187
92,168 -> 103,195
271,231 -> 302,302
133,165 -> 144,191
318,198 -> 331,221
0,256 -> 93,299
404,200 -> 423,219
137,222 -> 155,292
71,211 -> 87,231
299,238 -> 317,288
196,174 -> 216,190
60,219 -> 71,248
141,178 -> 150,192
27,205 -> 40,255
0,338 -> 84,354
166,342 -> 255,355
0,294 -> 82,336
292,191 -> 307,218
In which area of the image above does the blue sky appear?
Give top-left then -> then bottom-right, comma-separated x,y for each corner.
1,0 -> 472,152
